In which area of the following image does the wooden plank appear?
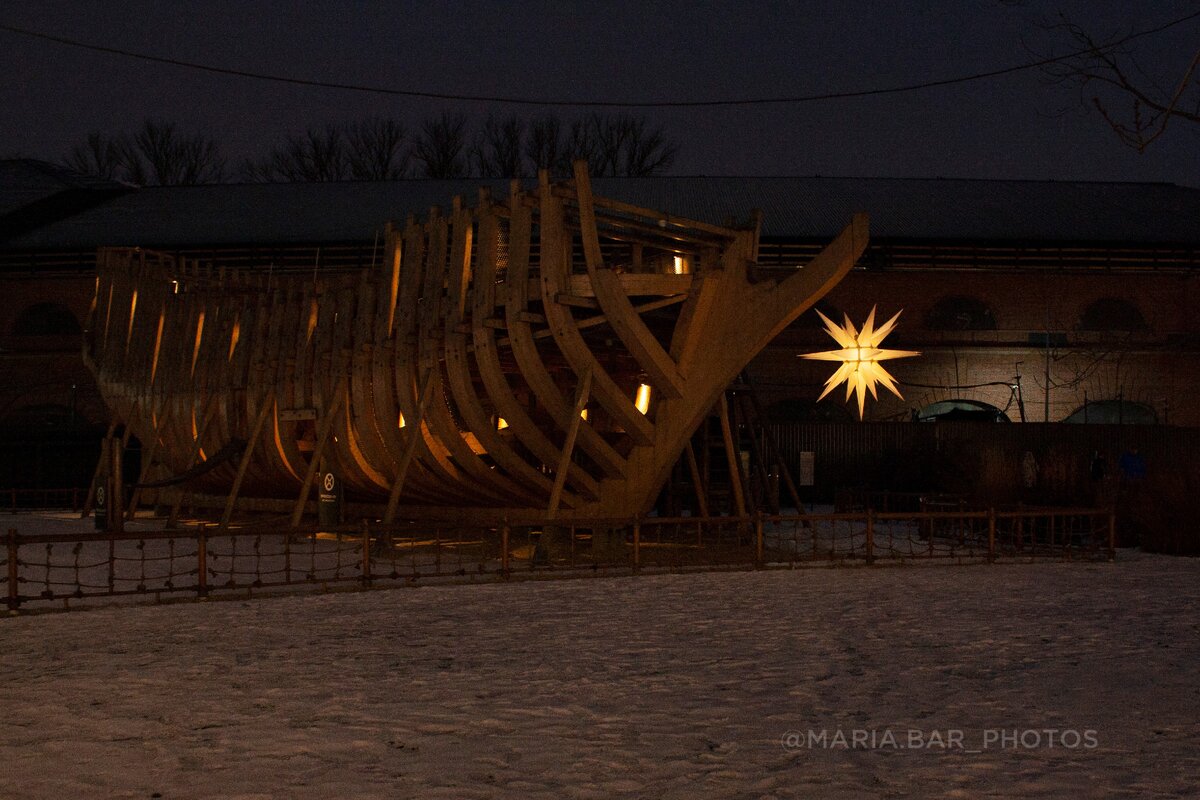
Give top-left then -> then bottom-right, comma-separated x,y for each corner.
441,203 -> 552,506
504,180 -> 628,477
572,161 -> 686,399
546,369 -> 592,520
537,169 -> 655,446
565,273 -> 692,298
220,387 -> 275,529
168,393 -> 219,527
718,394 -> 747,517
125,398 -> 170,520
383,371 -> 437,523
289,377 -> 346,527
469,197 -> 601,501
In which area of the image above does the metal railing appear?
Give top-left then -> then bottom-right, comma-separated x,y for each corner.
3,507 -> 1116,612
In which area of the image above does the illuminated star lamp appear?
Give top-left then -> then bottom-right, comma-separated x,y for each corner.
801,306 -> 919,419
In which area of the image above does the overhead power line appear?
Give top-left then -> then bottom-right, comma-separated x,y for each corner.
2,11 -> 1198,108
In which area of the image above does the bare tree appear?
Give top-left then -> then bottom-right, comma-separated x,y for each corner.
63,121 -> 225,185
619,116 -> 679,176
553,114 -> 678,177
470,113 -> 525,177
1040,15 -> 1200,152
243,124 -> 349,182
412,111 -> 468,178
64,132 -> 126,180
124,120 -> 226,185
561,116 -> 603,176
525,115 -> 563,175
346,117 -> 410,179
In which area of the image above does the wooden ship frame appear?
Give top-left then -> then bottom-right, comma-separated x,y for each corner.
85,164 -> 867,525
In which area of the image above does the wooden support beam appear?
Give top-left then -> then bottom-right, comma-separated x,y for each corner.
383,371 -> 437,524
740,369 -> 803,512
565,273 -> 692,299
684,440 -> 710,517
289,377 -> 347,528
735,392 -> 770,513
718,394 -> 746,517
551,184 -> 742,240
169,394 -> 219,527
126,400 -> 171,521
555,293 -> 600,309
495,293 -> 688,347
546,369 -> 592,520
220,388 -> 276,529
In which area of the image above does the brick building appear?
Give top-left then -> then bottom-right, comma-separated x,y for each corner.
2,161 -> 1198,490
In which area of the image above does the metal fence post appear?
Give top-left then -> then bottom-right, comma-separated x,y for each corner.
361,520 -> 372,586
865,510 -> 874,565
197,524 -> 208,598
6,529 -> 19,612
987,508 -> 996,563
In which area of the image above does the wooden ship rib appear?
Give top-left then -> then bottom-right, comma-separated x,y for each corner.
85,164 -> 867,523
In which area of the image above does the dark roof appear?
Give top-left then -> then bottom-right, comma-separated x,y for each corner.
0,159 -> 129,242
3,173 -> 1200,250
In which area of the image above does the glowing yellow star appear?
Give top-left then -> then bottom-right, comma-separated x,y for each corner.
801,306 -> 919,419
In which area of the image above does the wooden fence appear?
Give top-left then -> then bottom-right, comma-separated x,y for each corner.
4,507 -> 1115,612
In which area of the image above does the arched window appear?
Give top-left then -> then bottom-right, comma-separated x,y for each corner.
1063,400 -> 1157,424
924,296 -> 996,331
1079,298 -> 1147,332
12,302 -> 81,336
915,399 -> 1010,422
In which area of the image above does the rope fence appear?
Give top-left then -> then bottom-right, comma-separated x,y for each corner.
4,507 -> 1116,612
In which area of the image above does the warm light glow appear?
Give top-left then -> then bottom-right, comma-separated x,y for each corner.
228,318 -> 241,361
306,299 -> 319,344
125,289 -> 138,347
497,417 -> 509,430
190,310 -> 206,377
463,432 -> 487,455
191,407 -> 206,461
635,384 -> 652,415
672,255 -> 688,275
801,306 -> 919,419
580,408 -> 588,421
149,311 -> 164,385
398,411 -> 406,429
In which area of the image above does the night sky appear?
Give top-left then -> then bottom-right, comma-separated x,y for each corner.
2,1 -> 1197,184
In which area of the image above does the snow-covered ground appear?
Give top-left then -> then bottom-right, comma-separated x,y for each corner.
3,542 -> 1197,799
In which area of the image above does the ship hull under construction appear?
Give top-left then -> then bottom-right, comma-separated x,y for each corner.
86,165 -> 867,522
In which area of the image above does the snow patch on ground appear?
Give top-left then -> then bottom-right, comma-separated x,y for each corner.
2,520 -> 1197,798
